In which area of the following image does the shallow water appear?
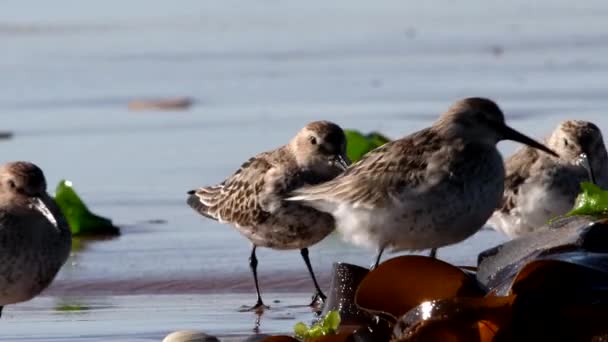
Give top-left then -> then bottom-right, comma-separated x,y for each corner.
2,294 -> 317,341
1,0 -> 608,340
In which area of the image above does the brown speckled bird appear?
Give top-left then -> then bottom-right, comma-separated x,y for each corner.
490,120 -> 608,238
0,161 -> 72,317
187,121 -> 349,311
288,98 -> 558,267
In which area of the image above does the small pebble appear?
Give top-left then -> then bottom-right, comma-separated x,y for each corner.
163,330 -> 220,342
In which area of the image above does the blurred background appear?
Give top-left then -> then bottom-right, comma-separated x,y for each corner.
1,0 -> 608,340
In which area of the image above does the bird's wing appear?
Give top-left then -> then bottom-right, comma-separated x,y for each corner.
499,146 -> 541,214
187,153 -> 285,227
289,128 -> 445,210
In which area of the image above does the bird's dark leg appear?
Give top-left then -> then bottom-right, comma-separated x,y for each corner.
300,248 -> 326,306
429,248 -> 438,259
372,247 -> 385,269
0,306 -> 3,318
245,245 -> 268,312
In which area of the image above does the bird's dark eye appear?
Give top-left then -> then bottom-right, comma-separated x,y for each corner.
309,136 -> 317,145
7,180 -> 16,189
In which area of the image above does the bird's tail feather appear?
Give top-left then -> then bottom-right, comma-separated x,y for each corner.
286,185 -> 338,213
287,182 -> 333,201
187,185 -> 223,221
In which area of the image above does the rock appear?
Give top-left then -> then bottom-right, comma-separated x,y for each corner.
128,97 -> 193,111
162,330 -> 220,342
477,215 -> 608,294
320,262 -> 370,328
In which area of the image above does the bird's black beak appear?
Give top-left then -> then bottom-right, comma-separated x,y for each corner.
332,154 -> 351,171
577,152 -> 597,184
30,197 -> 58,228
499,124 -> 559,158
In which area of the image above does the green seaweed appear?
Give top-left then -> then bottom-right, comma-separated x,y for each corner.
344,129 -> 390,163
54,180 -> 120,237
294,310 -> 341,341
566,182 -> 608,217
55,304 -> 90,312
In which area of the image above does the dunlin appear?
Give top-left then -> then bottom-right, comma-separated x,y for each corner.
288,98 -> 557,267
0,162 -> 72,317
187,121 -> 349,310
490,120 -> 608,238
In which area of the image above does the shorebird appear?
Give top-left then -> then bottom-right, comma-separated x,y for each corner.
288,98 -> 558,268
187,121 -> 349,311
0,161 -> 72,317
490,120 -> 608,238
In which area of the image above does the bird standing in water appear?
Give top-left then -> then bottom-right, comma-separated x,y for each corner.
188,121 -> 349,311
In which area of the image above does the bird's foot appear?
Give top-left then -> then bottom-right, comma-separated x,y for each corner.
309,291 -> 326,313
239,300 -> 269,313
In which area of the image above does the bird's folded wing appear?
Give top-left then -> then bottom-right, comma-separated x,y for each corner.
187,155 -> 278,226
289,129 -> 442,209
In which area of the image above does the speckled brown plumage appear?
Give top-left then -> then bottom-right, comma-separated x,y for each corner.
188,121 -> 349,249
187,120 -> 349,309
289,98 -> 557,267
294,128 -> 447,209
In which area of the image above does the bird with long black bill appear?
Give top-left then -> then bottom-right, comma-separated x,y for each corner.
288,98 -> 558,268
